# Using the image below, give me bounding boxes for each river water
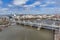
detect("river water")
[0,25,54,40]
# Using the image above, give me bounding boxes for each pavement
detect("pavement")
[0,25,53,40]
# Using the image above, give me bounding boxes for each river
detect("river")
[0,25,54,40]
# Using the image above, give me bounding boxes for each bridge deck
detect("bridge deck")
[16,20,60,30]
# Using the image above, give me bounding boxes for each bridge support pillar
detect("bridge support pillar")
[37,26,41,31]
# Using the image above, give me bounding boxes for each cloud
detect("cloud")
[0,8,9,11]
[46,1,56,4]
[40,1,56,7]
[40,8,60,14]
[0,8,9,15]
[31,1,41,6]
[0,0,59,14]
[23,1,56,13]
[21,7,60,14]
[8,4,13,7]
[55,0,60,7]
[26,5,35,7]
[40,4,47,7]
[0,0,2,5]
[0,8,9,12]
[24,1,41,7]
[23,1,56,8]
[0,7,60,15]
[13,0,28,5]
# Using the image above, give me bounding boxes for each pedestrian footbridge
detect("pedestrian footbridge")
[16,20,60,31]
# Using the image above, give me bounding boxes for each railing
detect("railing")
[16,20,60,30]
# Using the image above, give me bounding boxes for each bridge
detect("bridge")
[16,20,60,31]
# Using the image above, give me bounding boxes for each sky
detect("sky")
[0,0,60,15]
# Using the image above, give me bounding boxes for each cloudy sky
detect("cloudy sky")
[0,0,60,15]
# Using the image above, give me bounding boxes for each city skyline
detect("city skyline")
[0,0,60,15]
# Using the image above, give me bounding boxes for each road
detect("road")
[0,25,53,40]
